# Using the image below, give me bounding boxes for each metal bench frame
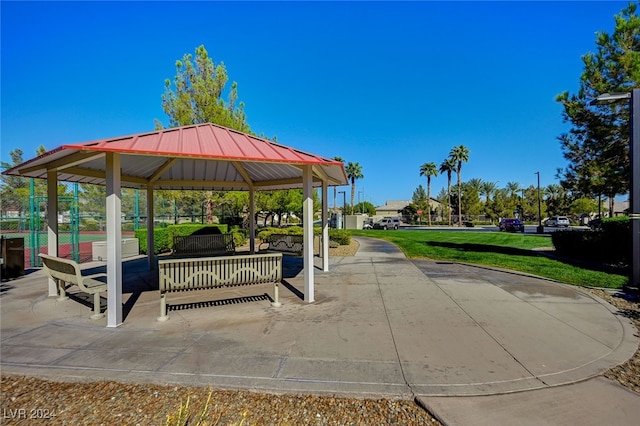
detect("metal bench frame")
[157,252,283,321]
[38,253,107,320]
[259,234,304,256]
[172,233,235,257]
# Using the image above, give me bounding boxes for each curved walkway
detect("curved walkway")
[1,237,638,424]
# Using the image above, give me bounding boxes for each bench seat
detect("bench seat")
[39,254,107,320]
[259,234,303,256]
[158,252,283,321]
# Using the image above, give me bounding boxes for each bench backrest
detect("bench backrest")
[172,234,235,257]
[267,234,303,255]
[39,254,82,285]
[158,252,283,293]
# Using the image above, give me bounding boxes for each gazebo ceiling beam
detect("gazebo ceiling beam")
[254,177,322,188]
[147,158,179,183]
[153,179,249,189]
[63,166,149,185]
[312,165,330,183]
[231,161,254,189]
[19,152,105,174]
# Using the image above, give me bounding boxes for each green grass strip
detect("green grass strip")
[351,230,627,289]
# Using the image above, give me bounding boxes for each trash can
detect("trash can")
[1,236,25,280]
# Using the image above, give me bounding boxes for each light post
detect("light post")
[358,191,363,214]
[338,191,346,229]
[535,172,543,234]
[591,90,640,293]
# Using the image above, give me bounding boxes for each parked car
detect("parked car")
[546,216,570,227]
[373,217,400,230]
[588,218,603,230]
[498,218,525,233]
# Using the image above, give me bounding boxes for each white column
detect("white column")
[146,184,155,270]
[46,171,58,297]
[321,181,329,271]
[249,188,255,254]
[106,153,123,327]
[302,165,314,302]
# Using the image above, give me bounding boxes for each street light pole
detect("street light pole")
[535,172,543,234]
[338,191,346,229]
[591,90,640,293]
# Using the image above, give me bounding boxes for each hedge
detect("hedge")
[256,226,351,245]
[134,224,230,254]
[551,216,630,267]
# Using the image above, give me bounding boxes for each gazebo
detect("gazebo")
[3,123,348,327]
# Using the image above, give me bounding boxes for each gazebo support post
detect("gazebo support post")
[46,170,59,297]
[146,184,155,270]
[249,188,255,254]
[106,152,123,327]
[302,165,314,302]
[321,181,329,271]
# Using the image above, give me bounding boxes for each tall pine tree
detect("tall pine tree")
[556,2,640,216]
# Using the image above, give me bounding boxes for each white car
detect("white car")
[373,217,400,230]
[546,216,570,227]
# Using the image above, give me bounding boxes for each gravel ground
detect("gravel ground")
[1,239,638,425]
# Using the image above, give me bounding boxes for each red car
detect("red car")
[498,218,525,232]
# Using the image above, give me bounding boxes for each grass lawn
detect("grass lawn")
[350,230,628,289]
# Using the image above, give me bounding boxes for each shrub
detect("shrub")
[80,218,101,231]
[256,226,350,245]
[551,216,630,266]
[231,229,247,247]
[134,227,172,254]
[328,229,350,245]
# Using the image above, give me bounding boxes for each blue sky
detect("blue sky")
[1,1,630,207]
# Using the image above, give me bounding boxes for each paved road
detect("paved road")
[400,224,586,233]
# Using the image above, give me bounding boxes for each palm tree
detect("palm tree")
[333,156,344,212]
[480,181,498,202]
[449,145,470,226]
[505,181,521,199]
[345,162,364,215]
[467,178,483,194]
[439,158,456,226]
[419,162,438,226]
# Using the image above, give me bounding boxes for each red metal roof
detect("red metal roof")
[3,123,348,191]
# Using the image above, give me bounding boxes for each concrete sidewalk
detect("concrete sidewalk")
[1,237,639,424]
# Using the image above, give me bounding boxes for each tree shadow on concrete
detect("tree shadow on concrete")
[427,241,627,275]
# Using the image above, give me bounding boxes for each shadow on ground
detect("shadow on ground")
[427,241,628,275]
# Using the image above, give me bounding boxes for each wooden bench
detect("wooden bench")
[172,233,235,257]
[38,253,107,320]
[259,234,304,256]
[157,252,283,321]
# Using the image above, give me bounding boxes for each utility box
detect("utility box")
[1,236,25,280]
[92,238,139,261]
[344,215,368,230]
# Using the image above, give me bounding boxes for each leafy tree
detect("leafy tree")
[419,162,438,225]
[345,162,363,215]
[353,201,376,216]
[412,184,428,209]
[556,2,640,216]
[461,181,482,217]
[449,145,470,225]
[569,197,599,218]
[439,158,456,226]
[159,45,249,132]
[1,146,50,216]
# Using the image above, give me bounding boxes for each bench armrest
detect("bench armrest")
[84,273,107,281]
